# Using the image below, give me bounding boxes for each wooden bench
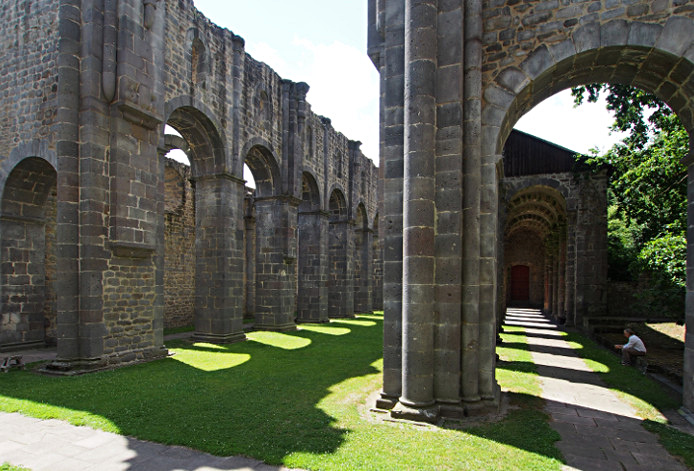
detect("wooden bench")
[0,355,24,373]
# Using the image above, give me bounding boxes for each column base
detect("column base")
[375,392,399,410]
[253,322,297,332]
[40,357,108,376]
[39,346,170,375]
[390,402,440,424]
[192,331,247,344]
[296,317,330,324]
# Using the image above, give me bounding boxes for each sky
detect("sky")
[188,1,624,163]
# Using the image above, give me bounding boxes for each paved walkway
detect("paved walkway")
[0,412,295,471]
[505,307,690,471]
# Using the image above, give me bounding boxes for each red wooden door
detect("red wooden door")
[510,265,530,301]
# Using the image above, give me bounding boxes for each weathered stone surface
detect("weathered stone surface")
[0,0,379,373]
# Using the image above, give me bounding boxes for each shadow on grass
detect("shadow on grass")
[0,317,383,466]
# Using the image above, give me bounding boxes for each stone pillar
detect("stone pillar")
[553,253,560,319]
[193,175,247,343]
[372,227,384,311]
[354,227,373,314]
[376,0,405,409]
[574,172,608,326]
[397,0,437,414]
[683,160,694,411]
[558,238,566,321]
[244,195,256,320]
[254,196,299,331]
[297,210,329,323]
[328,219,355,318]
[564,210,577,326]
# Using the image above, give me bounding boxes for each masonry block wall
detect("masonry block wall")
[0,0,379,374]
[163,159,195,328]
[370,0,694,419]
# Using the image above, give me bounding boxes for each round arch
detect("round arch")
[328,187,348,221]
[164,100,227,178]
[243,142,281,199]
[300,171,321,212]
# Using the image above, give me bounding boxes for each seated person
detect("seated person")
[615,328,646,366]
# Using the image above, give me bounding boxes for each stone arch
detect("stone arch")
[0,141,57,199]
[243,140,281,198]
[165,100,227,178]
[300,171,321,212]
[503,185,567,316]
[483,19,694,158]
[0,156,57,349]
[328,187,348,221]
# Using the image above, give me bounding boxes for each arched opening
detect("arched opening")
[161,128,196,331]
[328,188,353,318]
[165,105,245,343]
[0,157,57,349]
[244,144,296,331]
[297,172,327,323]
[488,40,694,409]
[502,184,567,317]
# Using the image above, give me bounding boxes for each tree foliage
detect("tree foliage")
[572,84,688,317]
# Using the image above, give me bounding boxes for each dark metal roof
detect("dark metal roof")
[503,129,590,177]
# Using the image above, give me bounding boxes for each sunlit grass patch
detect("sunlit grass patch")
[248,331,312,350]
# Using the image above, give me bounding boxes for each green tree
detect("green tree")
[572,84,688,317]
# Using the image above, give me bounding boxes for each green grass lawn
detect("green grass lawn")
[1,463,30,471]
[0,314,565,471]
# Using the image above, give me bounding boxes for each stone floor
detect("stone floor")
[505,307,691,471]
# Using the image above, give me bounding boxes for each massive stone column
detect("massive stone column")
[193,175,247,343]
[328,219,355,318]
[244,196,256,320]
[374,0,405,409]
[396,0,437,416]
[297,210,329,323]
[253,196,299,331]
[353,226,374,314]
[684,155,694,411]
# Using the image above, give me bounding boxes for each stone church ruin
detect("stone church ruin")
[2,0,694,427]
[0,0,380,371]
[368,0,694,419]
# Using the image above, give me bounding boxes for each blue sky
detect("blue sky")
[192,1,623,161]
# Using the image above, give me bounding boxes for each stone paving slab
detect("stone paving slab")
[505,308,690,471]
[0,412,297,471]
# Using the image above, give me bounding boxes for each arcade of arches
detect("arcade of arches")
[0,1,380,372]
[1,0,694,424]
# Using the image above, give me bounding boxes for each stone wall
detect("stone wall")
[163,159,195,328]
[0,0,59,158]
